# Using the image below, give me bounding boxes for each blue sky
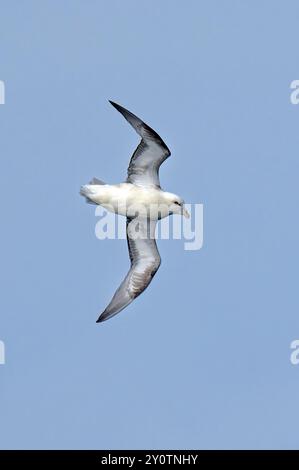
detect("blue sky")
[1,0,299,449]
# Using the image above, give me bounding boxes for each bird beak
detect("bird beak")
[183,207,190,218]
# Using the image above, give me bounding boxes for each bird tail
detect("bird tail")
[80,177,106,205]
[88,177,106,185]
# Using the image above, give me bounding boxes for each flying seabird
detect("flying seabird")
[80,101,189,322]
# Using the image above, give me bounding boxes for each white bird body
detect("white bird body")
[80,101,189,322]
[81,182,180,219]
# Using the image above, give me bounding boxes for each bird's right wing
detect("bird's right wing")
[109,101,171,188]
[97,218,161,323]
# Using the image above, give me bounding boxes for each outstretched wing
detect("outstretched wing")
[109,101,171,188]
[97,218,161,323]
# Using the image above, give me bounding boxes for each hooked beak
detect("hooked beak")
[183,207,190,219]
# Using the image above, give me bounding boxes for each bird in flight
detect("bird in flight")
[80,101,189,322]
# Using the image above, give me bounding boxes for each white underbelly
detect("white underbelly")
[92,184,169,219]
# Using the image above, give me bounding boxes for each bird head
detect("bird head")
[164,192,190,218]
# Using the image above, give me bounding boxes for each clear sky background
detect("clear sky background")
[0,0,299,450]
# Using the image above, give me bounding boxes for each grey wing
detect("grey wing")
[109,101,171,188]
[97,218,161,323]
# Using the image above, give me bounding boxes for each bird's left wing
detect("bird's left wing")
[109,100,171,188]
[97,218,161,323]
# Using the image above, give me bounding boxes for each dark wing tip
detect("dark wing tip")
[109,100,138,121]
[96,307,117,323]
[110,101,170,154]
[96,311,108,323]
[109,100,124,112]
[96,316,105,323]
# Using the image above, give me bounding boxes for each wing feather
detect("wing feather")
[97,218,161,322]
[109,101,170,188]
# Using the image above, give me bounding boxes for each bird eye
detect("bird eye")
[174,201,180,205]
